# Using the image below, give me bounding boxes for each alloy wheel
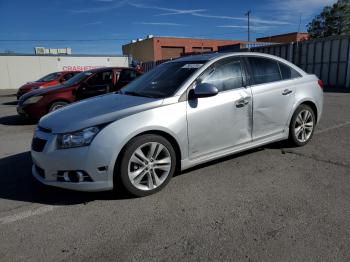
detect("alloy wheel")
[127,142,172,191]
[294,109,314,143]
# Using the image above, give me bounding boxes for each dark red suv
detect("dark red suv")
[16,71,81,100]
[17,67,142,119]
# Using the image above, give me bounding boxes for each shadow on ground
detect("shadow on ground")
[0,115,37,126]
[2,101,18,106]
[0,142,287,205]
[0,152,131,206]
[323,88,350,93]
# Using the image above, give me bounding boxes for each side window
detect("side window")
[119,69,137,82]
[62,73,74,81]
[278,62,301,80]
[87,71,112,85]
[248,57,281,85]
[200,58,243,92]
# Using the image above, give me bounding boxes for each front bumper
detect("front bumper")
[17,103,47,119]
[31,128,114,192]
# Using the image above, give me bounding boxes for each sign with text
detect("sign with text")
[58,57,112,71]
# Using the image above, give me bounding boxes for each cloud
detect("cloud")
[81,21,103,27]
[134,22,187,26]
[69,0,128,13]
[193,13,291,25]
[130,3,290,26]
[264,0,337,21]
[130,3,206,16]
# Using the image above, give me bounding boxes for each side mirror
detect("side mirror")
[191,83,218,99]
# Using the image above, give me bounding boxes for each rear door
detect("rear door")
[246,56,299,140]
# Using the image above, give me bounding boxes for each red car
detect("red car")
[17,67,142,119]
[16,71,81,100]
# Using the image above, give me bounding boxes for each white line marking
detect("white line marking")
[316,121,350,135]
[0,205,57,225]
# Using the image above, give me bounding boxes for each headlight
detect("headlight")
[23,96,43,105]
[57,126,100,149]
[33,86,44,90]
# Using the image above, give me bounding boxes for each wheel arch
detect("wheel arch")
[113,129,182,183]
[47,99,71,113]
[288,98,319,127]
[299,101,318,123]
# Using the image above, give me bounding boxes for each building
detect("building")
[256,32,309,43]
[122,36,247,62]
[0,54,130,89]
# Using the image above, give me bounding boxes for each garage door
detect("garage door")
[192,47,213,53]
[161,47,185,60]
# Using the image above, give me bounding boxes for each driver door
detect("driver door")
[186,57,253,160]
[76,70,113,100]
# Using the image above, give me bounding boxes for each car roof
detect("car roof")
[170,52,292,63]
[172,52,224,62]
[89,67,134,73]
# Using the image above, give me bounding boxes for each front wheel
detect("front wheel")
[117,134,176,197]
[288,104,316,147]
[49,101,69,112]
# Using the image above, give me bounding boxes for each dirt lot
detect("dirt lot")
[0,90,350,262]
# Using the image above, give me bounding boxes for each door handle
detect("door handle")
[282,89,292,95]
[236,99,249,108]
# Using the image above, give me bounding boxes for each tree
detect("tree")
[307,0,350,39]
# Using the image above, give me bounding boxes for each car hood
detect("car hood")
[39,93,164,133]
[19,82,45,90]
[18,84,71,106]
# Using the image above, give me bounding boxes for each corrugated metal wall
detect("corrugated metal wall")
[251,35,350,89]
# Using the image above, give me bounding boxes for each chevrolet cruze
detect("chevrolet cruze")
[31,52,323,197]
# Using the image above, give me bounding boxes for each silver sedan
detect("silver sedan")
[31,52,323,196]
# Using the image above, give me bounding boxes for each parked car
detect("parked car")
[31,53,323,197]
[16,71,81,99]
[17,67,142,119]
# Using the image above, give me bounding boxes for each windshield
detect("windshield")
[36,72,61,82]
[121,61,205,98]
[63,71,93,86]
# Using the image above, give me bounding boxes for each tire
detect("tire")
[288,104,316,147]
[116,134,177,197]
[49,101,69,112]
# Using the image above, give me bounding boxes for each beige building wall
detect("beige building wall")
[0,55,130,89]
[122,38,155,63]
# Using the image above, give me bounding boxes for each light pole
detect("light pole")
[245,10,251,42]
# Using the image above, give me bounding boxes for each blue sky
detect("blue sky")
[0,0,336,54]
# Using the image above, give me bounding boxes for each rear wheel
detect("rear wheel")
[288,104,315,147]
[49,101,68,112]
[117,134,176,197]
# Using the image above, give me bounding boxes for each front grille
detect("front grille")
[34,164,45,179]
[37,125,52,133]
[32,137,47,152]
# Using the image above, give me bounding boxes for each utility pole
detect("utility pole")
[245,10,251,42]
